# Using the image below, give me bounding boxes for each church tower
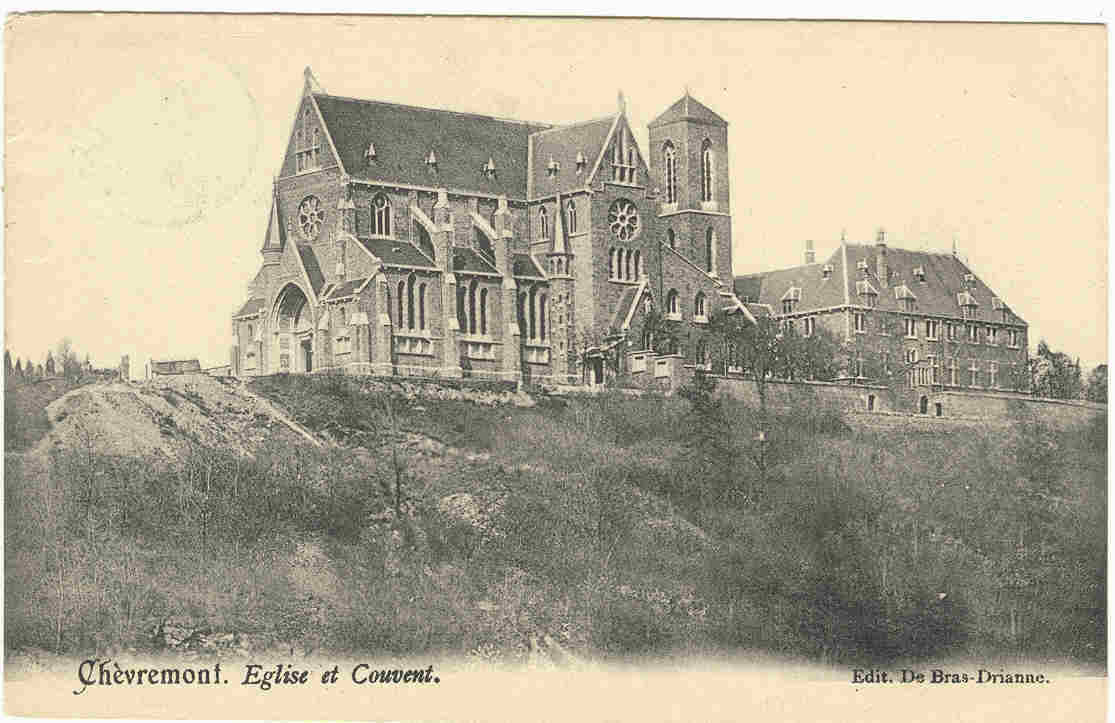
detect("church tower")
[648,91,732,279]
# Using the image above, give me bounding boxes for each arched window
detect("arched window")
[566,200,577,235]
[418,283,427,330]
[311,128,320,165]
[517,292,528,338]
[609,248,618,279]
[247,323,253,339]
[372,193,391,236]
[626,148,636,184]
[696,340,708,367]
[633,250,641,279]
[479,288,488,335]
[625,250,633,280]
[468,279,478,335]
[528,287,537,340]
[667,289,679,316]
[539,294,547,341]
[667,228,675,249]
[539,207,548,239]
[663,141,677,204]
[406,274,416,329]
[695,292,706,318]
[700,139,714,203]
[456,285,467,332]
[397,280,406,327]
[705,227,716,273]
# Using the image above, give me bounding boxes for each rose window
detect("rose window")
[298,196,325,240]
[608,199,640,241]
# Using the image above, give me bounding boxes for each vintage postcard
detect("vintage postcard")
[3,14,1107,722]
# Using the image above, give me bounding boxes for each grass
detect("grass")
[4,372,1106,667]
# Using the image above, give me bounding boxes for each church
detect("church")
[231,68,741,386]
[231,69,1029,405]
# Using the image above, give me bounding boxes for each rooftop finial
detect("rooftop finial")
[617,90,626,115]
[303,66,324,94]
[684,84,691,97]
[841,228,847,242]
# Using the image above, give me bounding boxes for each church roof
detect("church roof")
[233,298,265,318]
[608,284,643,332]
[649,93,727,128]
[528,116,616,198]
[325,278,367,301]
[313,93,548,199]
[512,253,546,279]
[359,238,438,269]
[451,247,500,275]
[296,245,326,295]
[734,242,1026,325]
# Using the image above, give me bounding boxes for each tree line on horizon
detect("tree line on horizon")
[4,338,95,384]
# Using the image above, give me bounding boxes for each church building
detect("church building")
[231,68,742,385]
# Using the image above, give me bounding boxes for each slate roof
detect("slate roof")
[314,94,548,199]
[608,284,642,332]
[233,298,265,318]
[512,253,546,279]
[451,246,500,275]
[649,93,728,128]
[734,242,1026,325]
[528,116,616,197]
[359,238,437,268]
[325,278,368,301]
[296,245,326,295]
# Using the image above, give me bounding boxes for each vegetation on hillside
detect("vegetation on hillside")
[4,372,1106,667]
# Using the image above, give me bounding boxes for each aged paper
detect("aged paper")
[4,14,1107,722]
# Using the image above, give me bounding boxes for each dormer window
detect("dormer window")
[426,150,438,174]
[483,157,497,180]
[575,152,587,174]
[964,273,975,284]
[856,259,869,274]
[894,283,917,312]
[364,142,377,165]
[856,280,879,307]
[957,290,979,319]
[781,286,801,314]
[821,263,833,279]
[913,266,926,282]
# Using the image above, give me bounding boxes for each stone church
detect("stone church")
[231,68,742,385]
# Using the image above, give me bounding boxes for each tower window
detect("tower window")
[700,139,714,203]
[566,199,577,234]
[663,141,677,204]
[705,227,716,274]
[539,207,548,239]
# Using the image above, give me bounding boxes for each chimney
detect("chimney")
[875,228,889,286]
[804,239,815,264]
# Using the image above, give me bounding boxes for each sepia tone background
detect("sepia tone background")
[4,15,1107,375]
[3,14,1108,722]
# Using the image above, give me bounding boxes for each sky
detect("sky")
[4,16,1107,373]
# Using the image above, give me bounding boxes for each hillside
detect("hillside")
[4,372,1106,669]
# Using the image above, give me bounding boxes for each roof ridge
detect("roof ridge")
[313,92,552,130]
[530,114,617,138]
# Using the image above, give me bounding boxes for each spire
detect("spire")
[264,189,284,250]
[303,66,325,95]
[551,190,567,255]
[617,90,626,115]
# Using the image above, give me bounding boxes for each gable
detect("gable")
[593,114,651,189]
[279,95,341,178]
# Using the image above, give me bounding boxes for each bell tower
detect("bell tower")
[648,91,732,279]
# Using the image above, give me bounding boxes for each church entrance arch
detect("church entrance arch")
[273,283,313,373]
